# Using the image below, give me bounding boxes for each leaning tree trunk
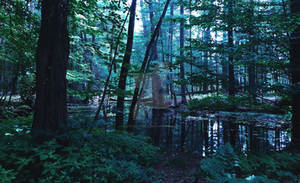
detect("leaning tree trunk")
[291,0,300,149]
[32,0,69,138]
[94,10,129,121]
[115,0,137,130]
[127,0,171,131]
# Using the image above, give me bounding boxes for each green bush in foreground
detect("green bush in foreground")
[199,144,300,183]
[0,119,159,183]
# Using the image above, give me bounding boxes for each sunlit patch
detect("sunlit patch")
[16,128,23,132]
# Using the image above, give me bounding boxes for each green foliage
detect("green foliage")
[18,74,35,107]
[239,152,300,182]
[187,95,288,114]
[0,117,159,183]
[0,165,17,183]
[199,144,300,183]
[199,144,241,182]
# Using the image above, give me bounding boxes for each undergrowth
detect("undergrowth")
[0,115,160,183]
[198,144,300,183]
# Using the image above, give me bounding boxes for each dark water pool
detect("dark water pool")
[135,109,291,156]
[68,104,291,155]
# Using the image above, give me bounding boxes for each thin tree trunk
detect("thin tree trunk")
[228,0,235,96]
[115,0,137,130]
[127,0,171,131]
[203,28,211,93]
[248,0,256,100]
[179,2,187,104]
[94,10,129,120]
[169,1,177,105]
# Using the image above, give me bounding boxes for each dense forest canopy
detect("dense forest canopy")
[0,0,300,182]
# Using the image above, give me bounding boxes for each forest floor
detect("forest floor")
[153,153,203,183]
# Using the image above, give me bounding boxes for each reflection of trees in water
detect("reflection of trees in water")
[147,112,290,155]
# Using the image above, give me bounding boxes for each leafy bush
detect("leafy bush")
[199,144,300,183]
[18,74,35,107]
[0,118,159,183]
[199,143,242,182]
[239,152,300,182]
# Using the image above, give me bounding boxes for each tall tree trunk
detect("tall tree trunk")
[248,0,256,100]
[32,0,69,138]
[115,0,137,130]
[127,0,171,131]
[179,2,187,104]
[228,0,235,96]
[221,32,229,92]
[94,10,129,120]
[291,0,300,149]
[169,1,177,105]
[140,0,149,39]
[203,28,211,93]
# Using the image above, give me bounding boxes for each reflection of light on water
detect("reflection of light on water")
[16,128,23,132]
[138,110,291,155]
[213,122,218,131]
[280,131,291,150]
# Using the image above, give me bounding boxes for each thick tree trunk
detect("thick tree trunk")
[115,0,137,130]
[291,0,300,149]
[32,0,69,137]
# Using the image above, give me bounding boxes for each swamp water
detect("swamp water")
[68,104,291,155]
[135,108,291,155]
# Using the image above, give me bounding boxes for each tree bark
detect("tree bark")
[32,0,69,138]
[94,10,129,121]
[291,0,300,149]
[169,1,177,105]
[115,0,137,130]
[228,0,235,96]
[179,2,187,104]
[248,0,256,99]
[127,0,171,131]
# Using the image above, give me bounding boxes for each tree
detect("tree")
[247,0,256,99]
[291,0,300,149]
[127,0,171,131]
[115,0,137,130]
[32,0,69,137]
[179,1,187,104]
[227,0,235,96]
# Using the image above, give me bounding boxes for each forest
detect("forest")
[0,0,300,182]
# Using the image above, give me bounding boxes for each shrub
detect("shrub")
[199,144,300,183]
[0,119,159,183]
